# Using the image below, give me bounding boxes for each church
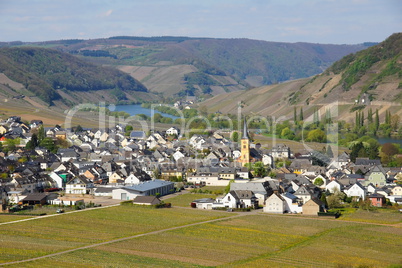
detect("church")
[239,119,250,166]
[238,118,263,166]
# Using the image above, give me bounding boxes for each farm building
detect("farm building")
[112,180,174,200]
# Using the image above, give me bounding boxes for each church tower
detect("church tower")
[240,118,250,166]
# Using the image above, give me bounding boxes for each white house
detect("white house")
[173,151,185,161]
[282,192,303,214]
[49,172,64,189]
[65,175,94,194]
[191,198,216,209]
[124,174,141,185]
[262,154,274,167]
[294,185,313,205]
[221,190,257,209]
[271,144,290,159]
[325,180,343,194]
[263,193,286,214]
[344,182,366,200]
[166,127,179,136]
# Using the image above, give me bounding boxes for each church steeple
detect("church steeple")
[239,117,250,165]
[242,118,248,139]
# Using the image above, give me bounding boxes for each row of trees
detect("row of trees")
[353,108,400,137]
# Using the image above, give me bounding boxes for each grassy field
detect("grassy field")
[0,215,33,223]
[3,210,401,267]
[336,207,402,225]
[168,193,222,207]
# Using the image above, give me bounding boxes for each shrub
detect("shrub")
[120,200,133,206]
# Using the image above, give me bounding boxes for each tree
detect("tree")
[313,108,319,125]
[365,138,380,159]
[359,198,374,211]
[225,179,234,194]
[253,162,267,178]
[280,127,295,140]
[55,137,69,149]
[299,108,304,121]
[381,143,399,156]
[38,125,45,142]
[350,141,365,162]
[293,107,297,123]
[391,114,400,131]
[385,110,391,125]
[152,167,161,180]
[4,138,20,153]
[231,131,239,142]
[320,193,328,209]
[375,109,380,130]
[39,137,56,152]
[75,125,83,133]
[306,129,326,143]
[25,133,39,150]
[314,177,324,186]
[367,108,373,123]
[326,188,345,209]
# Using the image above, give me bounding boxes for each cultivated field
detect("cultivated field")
[0,215,33,223]
[1,202,401,267]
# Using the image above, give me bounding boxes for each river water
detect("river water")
[377,137,402,146]
[113,104,179,119]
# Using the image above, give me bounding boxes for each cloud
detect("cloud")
[99,9,113,18]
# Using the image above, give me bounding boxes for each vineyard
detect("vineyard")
[0,204,401,267]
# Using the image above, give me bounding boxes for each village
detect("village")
[0,115,401,216]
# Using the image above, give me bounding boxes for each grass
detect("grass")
[168,193,222,207]
[11,206,77,216]
[338,207,402,224]
[0,215,33,223]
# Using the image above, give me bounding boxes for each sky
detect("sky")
[0,0,401,44]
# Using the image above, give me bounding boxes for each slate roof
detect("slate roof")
[122,180,174,193]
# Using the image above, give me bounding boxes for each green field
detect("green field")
[168,193,222,207]
[0,215,33,223]
[1,203,401,267]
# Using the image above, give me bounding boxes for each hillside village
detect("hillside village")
[0,115,401,215]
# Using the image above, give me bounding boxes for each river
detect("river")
[113,104,179,120]
[377,137,402,146]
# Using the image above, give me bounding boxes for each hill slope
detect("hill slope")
[200,33,402,122]
[5,37,369,98]
[0,47,151,105]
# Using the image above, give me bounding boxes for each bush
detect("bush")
[120,200,133,206]
[153,202,171,209]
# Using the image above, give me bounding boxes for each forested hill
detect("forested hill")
[199,33,402,122]
[147,38,371,85]
[3,36,371,98]
[325,32,402,92]
[0,47,147,104]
